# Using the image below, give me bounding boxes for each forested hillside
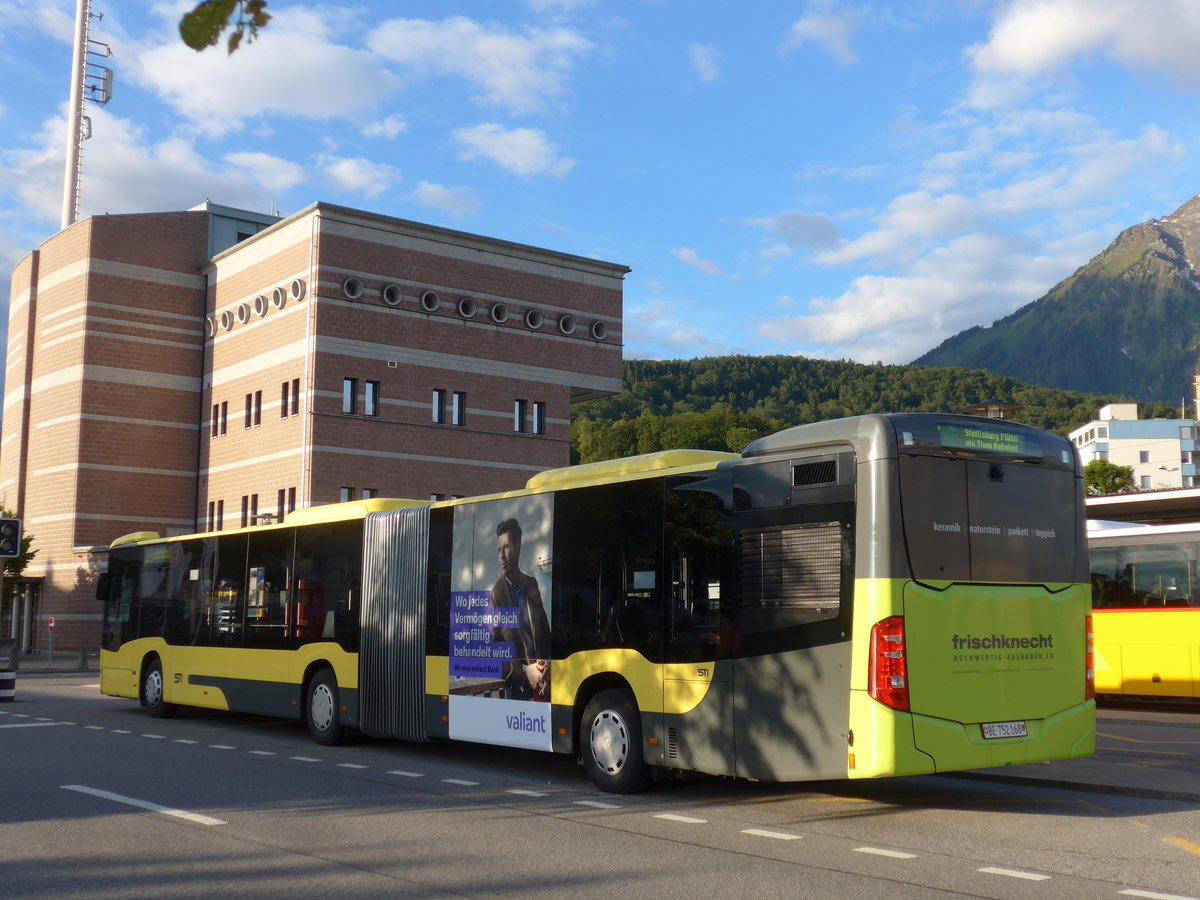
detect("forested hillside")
[570,355,1173,463]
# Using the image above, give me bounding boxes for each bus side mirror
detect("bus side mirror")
[96,572,110,603]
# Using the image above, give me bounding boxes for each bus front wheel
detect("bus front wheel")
[142,659,176,719]
[306,669,345,745]
[580,689,653,793]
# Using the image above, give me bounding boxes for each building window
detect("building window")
[250,493,258,523]
[430,493,446,501]
[1186,476,1195,488]
[365,381,380,417]
[1139,451,1151,464]
[1182,426,1195,441]
[211,404,220,437]
[288,487,296,513]
[433,389,447,424]
[241,495,249,528]
[1139,475,1151,489]
[220,401,228,435]
[207,501,216,531]
[452,391,467,427]
[216,499,224,530]
[280,382,290,419]
[277,488,286,519]
[533,401,546,435]
[245,394,253,429]
[1183,451,1193,465]
[340,487,355,503]
[362,488,377,499]
[342,378,358,415]
[514,399,527,433]
[254,390,262,426]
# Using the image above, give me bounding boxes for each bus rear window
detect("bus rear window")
[899,455,1079,584]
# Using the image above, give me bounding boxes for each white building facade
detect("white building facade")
[1070,403,1197,489]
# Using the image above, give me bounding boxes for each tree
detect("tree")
[1083,459,1136,496]
[180,0,271,54]
[0,508,37,613]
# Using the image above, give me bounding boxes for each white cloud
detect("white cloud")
[689,43,721,82]
[454,123,575,178]
[622,299,740,359]
[782,6,861,65]
[410,181,480,219]
[0,108,292,226]
[0,0,75,42]
[745,211,840,256]
[131,8,401,136]
[366,16,592,114]
[318,155,400,199]
[672,247,722,276]
[362,115,409,139]
[966,0,1200,109]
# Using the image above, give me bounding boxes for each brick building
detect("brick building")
[1,202,626,651]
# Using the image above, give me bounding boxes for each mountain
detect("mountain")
[570,355,1171,463]
[913,195,1200,404]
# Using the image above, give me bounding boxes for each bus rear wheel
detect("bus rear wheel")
[580,689,653,793]
[142,659,176,719]
[306,669,345,745]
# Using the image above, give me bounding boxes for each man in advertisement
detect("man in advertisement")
[492,518,551,700]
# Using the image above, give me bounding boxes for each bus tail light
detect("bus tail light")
[1084,614,1094,701]
[869,616,909,711]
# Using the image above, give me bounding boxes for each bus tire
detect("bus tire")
[580,688,653,793]
[306,668,345,745]
[142,659,176,719]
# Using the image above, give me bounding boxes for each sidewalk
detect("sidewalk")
[2,647,97,673]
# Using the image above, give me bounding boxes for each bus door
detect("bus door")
[662,474,735,777]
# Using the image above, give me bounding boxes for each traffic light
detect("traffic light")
[0,518,21,558]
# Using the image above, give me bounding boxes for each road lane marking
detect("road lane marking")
[388,770,424,778]
[290,756,320,763]
[142,734,166,739]
[1165,837,1200,857]
[338,763,368,769]
[249,750,275,756]
[442,778,479,785]
[1120,891,1200,900]
[855,847,917,859]
[742,828,801,841]
[655,813,708,824]
[175,739,198,744]
[506,789,548,797]
[575,800,620,809]
[62,784,227,826]
[0,721,66,729]
[978,866,1049,881]
[210,745,235,750]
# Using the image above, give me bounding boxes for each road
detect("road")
[2,673,1199,899]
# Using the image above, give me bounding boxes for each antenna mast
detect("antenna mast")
[61,0,113,230]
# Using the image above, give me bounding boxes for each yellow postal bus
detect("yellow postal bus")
[98,413,1095,792]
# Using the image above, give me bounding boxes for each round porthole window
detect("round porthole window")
[420,290,441,313]
[271,286,287,309]
[342,277,364,300]
[290,279,307,301]
[558,314,577,335]
[236,303,251,324]
[590,320,609,341]
[220,310,235,331]
[205,316,218,338]
[524,308,544,330]
[382,283,403,306]
[254,295,269,317]
[490,302,509,324]
[458,296,477,318]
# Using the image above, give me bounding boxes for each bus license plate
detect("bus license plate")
[981,720,1028,740]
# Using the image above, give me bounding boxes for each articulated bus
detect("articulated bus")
[98,413,1095,792]
[1087,522,1200,699]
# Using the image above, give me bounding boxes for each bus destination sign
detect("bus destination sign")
[937,424,1038,458]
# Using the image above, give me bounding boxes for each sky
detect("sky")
[2,0,1200,367]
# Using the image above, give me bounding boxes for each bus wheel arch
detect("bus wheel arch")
[140,655,176,719]
[303,664,345,745]
[578,682,653,793]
